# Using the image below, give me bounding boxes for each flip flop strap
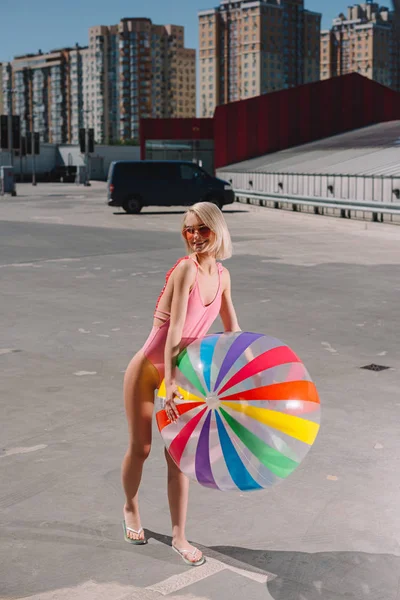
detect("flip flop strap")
[175,546,199,557]
[126,526,143,535]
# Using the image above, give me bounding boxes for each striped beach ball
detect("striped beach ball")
[156,332,321,492]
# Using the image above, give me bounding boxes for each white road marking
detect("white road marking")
[97,334,110,338]
[374,443,384,450]
[78,329,91,334]
[76,273,96,279]
[146,557,226,596]
[377,351,387,356]
[321,341,337,354]
[204,547,270,583]
[74,371,97,376]
[111,328,121,331]
[31,216,63,223]
[0,348,13,355]
[46,258,81,263]
[1,444,47,458]
[16,581,156,600]
[147,551,270,596]
[0,262,35,268]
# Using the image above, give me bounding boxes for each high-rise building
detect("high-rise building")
[1,45,88,145]
[321,3,400,90]
[1,62,12,115]
[198,0,321,117]
[0,63,4,114]
[1,18,196,145]
[84,20,196,143]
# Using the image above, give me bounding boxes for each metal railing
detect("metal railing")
[222,171,400,205]
[234,189,400,217]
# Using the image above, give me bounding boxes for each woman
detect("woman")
[121,202,240,566]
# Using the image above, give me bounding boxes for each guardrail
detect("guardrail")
[234,189,400,218]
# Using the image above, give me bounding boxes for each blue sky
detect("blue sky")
[0,0,349,63]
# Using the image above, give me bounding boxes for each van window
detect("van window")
[151,163,179,179]
[114,162,179,180]
[180,164,203,180]
[114,163,145,180]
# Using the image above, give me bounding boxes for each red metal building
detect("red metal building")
[140,74,400,172]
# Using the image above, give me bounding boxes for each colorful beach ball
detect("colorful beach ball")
[156,332,321,492]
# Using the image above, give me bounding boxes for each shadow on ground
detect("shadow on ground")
[2,523,399,599]
[148,531,400,599]
[210,544,400,600]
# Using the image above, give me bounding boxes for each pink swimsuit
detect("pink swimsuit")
[142,256,223,385]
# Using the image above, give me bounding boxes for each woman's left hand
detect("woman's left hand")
[165,382,183,423]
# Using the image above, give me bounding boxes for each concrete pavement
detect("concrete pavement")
[1,183,400,600]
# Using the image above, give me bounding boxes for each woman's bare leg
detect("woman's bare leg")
[122,351,158,541]
[165,449,203,563]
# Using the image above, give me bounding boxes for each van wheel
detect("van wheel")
[208,197,223,210]
[123,196,142,214]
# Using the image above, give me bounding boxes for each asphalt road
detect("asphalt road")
[1,182,400,600]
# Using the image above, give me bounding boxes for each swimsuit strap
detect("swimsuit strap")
[155,308,171,316]
[153,308,171,322]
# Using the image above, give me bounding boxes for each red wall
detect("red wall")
[140,118,214,159]
[140,74,400,170]
[213,73,400,169]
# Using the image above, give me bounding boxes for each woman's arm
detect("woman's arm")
[164,260,197,421]
[219,268,241,333]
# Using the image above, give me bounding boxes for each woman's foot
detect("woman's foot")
[123,505,146,544]
[172,538,205,566]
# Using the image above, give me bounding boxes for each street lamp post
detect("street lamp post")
[31,122,36,186]
[8,88,16,167]
[30,100,42,186]
[83,105,93,186]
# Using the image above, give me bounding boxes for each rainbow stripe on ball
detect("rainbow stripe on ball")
[156,332,320,492]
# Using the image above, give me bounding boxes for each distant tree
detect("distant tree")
[108,139,140,147]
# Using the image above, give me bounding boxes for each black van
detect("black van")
[107,160,235,214]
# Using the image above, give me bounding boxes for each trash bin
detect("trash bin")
[0,166,16,196]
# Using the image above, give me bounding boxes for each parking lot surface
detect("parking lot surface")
[1,182,400,600]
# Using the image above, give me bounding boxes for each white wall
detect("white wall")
[1,144,141,180]
[57,144,141,180]
[0,144,58,177]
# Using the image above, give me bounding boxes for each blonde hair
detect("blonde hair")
[182,202,233,260]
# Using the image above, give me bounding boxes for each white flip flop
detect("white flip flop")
[172,544,206,566]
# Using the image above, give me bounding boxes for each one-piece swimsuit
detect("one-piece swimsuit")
[142,256,223,385]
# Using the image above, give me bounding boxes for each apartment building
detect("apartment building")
[0,64,4,113]
[1,18,196,145]
[1,62,12,115]
[321,3,400,90]
[85,19,196,143]
[198,0,321,117]
[1,45,88,145]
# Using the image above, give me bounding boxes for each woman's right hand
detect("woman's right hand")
[165,382,183,423]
